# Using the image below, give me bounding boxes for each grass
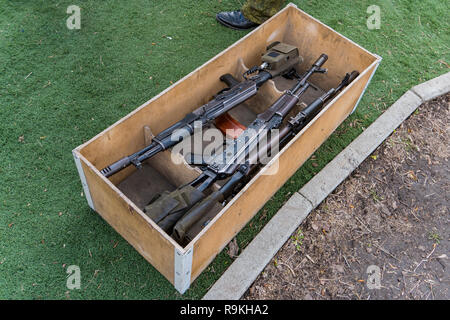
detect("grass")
[291,229,305,251]
[0,0,448,299]
[428,231,442,244]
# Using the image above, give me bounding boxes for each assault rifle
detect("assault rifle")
[174,70,360,245]
[143,54,329,237]
[100,42,302,177]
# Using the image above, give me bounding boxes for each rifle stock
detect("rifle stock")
[172,170,246,243]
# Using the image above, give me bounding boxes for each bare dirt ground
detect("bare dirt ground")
[243,93,449,300]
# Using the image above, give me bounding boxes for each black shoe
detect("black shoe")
[216,10,258,30]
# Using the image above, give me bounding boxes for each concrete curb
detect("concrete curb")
[202,72,450,300]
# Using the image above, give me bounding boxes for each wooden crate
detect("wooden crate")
[72,3,381,293]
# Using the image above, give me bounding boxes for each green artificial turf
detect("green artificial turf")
[0,0,448,299]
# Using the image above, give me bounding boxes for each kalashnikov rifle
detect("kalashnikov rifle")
[100,42,302,177]
[143,54,329,237]
[174,70,360,245]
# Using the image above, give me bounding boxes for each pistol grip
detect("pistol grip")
[220,73,241,88]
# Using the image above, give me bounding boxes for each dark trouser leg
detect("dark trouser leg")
[241,0,285,24]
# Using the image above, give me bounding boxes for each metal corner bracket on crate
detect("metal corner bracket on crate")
[174,246,194,294]
[72,150,95,211]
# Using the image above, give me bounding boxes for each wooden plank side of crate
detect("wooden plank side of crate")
[75,151,178,284]
[189,60,379,283]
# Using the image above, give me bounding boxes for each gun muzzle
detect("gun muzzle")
[348,70,360,83]
[100,156,131,177]
[313,54,328,68]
